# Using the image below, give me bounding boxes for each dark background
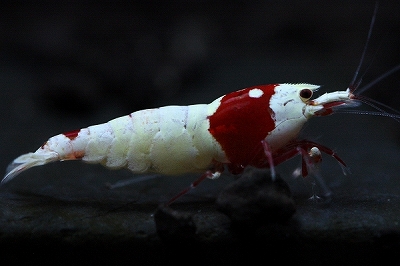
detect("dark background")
[0,1,400,264]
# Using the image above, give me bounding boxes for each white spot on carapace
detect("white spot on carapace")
[248,88,263,98]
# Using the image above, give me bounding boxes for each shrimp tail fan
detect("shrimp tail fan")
[2,152,59,184]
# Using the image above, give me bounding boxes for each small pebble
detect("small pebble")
[216,166,296,228]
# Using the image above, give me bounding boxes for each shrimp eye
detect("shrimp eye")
[299,88,313,102]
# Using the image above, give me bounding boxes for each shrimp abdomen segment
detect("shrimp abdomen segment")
[69,105,221,175]
[3,104,222,183]
[146,105,216,175]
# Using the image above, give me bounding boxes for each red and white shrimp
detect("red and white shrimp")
[2,83,354,183]
[2,3,399,203]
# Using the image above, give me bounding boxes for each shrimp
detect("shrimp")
[2,2,398,204]
[1,84,355,184]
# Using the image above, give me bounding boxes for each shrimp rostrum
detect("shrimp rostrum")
[3,83,357,187]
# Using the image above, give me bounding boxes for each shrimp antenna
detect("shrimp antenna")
[349,1,379,91]
[356,63,400,95]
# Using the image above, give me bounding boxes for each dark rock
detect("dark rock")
[216,167,296,228]
[154,204,197,242]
